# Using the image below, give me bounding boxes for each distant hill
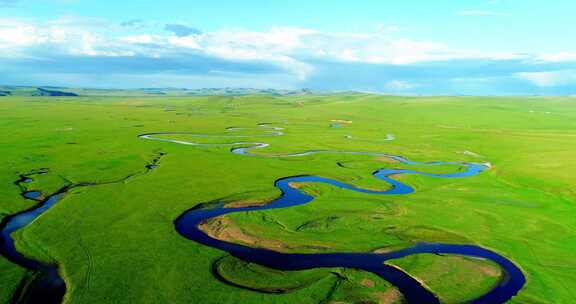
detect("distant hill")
[32,88,79,96]
[0,86,81,97]
[184,88,312,96]
[0,86,364,97]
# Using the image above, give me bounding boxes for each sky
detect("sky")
[1,0,576,95]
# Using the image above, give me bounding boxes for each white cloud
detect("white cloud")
[458,10,511,16]
[0,17,524,65]
[118,34,156,44]
[0,17,524,67]
[0,17,137,57]
[537,52,576,62]
[3,16,576,88]
[0,24,42,47]
[515,70,576,87]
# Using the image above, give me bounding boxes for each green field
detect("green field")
[1,94,575,303]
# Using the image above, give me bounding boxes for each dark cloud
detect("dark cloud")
[0,52,283,76]
[299,58,576,95]
[0,51,293,88]
[164,24,202,37]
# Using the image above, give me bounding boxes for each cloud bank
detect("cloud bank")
[1,16,576,94]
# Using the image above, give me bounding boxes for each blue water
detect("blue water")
[0,181,66,304]
[140,127,526,304]
[0,155,165,303]
[175,165,525,304]
[22,191,42,200]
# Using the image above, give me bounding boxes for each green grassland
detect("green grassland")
[1,94,576,303]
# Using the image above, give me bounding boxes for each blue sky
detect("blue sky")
[1,0,576,94]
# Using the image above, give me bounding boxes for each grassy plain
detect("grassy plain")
[1,94,575,303]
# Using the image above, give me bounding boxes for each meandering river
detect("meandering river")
[140,125,526,304]
[0,124,525,303]
[0,155,163,304]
